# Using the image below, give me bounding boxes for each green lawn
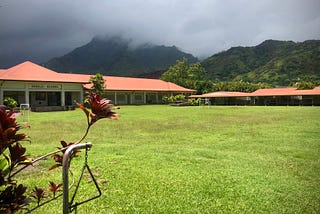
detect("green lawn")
[16,105,320,213]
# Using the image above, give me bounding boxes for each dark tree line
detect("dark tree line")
[161,58,270,94]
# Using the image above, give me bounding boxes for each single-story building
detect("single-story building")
[83,76,195,105]
[0,61,195,111]
[190,87,320,106]
[251,87,320,106]
[190,91,251,105]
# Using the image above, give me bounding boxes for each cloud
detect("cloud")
[0,0,319,67]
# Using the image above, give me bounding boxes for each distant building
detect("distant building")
[0,61,195,111]
[190,87,320,106]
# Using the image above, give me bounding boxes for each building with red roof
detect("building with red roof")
[190,87,320,106]
[0,61,195,110]
[250,87,320,105]
[189,91,252,105]
[2,61,319,109]
[83,76,195,105]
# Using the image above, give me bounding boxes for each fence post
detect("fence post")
[62,142,92,214]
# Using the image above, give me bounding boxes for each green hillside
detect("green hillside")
[201,40,320,86]
[44,36,198,77]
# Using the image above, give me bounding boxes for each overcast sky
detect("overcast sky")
[0,0,320,68]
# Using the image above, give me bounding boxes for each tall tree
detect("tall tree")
[161,58,210,94]
[89,73,106,96]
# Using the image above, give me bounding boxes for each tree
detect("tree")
[292,81,316,90]
[161,58,210,94]
[90,73,106,96]
[161,58,189,87]
[212,81,269,93]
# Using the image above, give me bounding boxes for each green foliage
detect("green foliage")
[212,81,269,92]
[3,97,17,110]
[90,73,106,96]
[202,40,320,86]
[162,94,186,103]
[188,98,201,106]
[292,81,316,89]
[161,58,209,94]
[194,80,214,94]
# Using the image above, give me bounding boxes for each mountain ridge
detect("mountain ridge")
[43,37,320,86]
[44,35,198,77]
[201,39,320,85]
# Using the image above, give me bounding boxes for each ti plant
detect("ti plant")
[0,92,119,213]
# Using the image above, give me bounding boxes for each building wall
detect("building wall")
[201,95,320,106]
[104,91,189,105]
[253,95,320,106]
[0,81,83,108]
[0,80,193,110]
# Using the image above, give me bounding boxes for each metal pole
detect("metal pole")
[62,142,92,214]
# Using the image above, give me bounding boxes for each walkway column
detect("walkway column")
[0,89,3,105]
[114,91,117,105]
[131,92,134,104]
[25,90,30,105]
[61,91,65,106]
[80,90,83,104]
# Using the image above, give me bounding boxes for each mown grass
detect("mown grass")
[16,105,320,213]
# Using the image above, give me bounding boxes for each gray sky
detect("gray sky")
[0,0,320,68]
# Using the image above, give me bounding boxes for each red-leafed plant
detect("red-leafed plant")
[0,92,118,213]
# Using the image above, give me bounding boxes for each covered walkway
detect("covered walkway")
[190,87,320,106]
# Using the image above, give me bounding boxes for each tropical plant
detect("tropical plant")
[3,97,18,110]
[188,98,201,106]
[162,94,187,104]
[0,92,118,213]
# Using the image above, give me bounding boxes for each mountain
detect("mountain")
[201,40,320,86]
[44,36,198,77]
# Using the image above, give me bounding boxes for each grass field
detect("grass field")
[16,105,320,213]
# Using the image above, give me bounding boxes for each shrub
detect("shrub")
[188,98,201,106]
[3,97,18,110]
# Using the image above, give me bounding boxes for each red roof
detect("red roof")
[84,76,195,92]
[251,87,320,96]
[0,61,89,83]
[250,88,298,96]
[291,87,320,96]
[190,91,250,98]
[0,61,195,93]
[190,87,320,98]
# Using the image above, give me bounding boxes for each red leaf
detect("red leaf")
[48,164,62,171]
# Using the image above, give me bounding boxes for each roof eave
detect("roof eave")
[0,78,89,84]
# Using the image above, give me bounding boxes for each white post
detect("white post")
[80,90,84,103]
[61,91,65,106]
[156,93,158,104]
[62,142,92,214]
[131,92,134,104]
[25,90,30,105]
[0,89,3,105]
